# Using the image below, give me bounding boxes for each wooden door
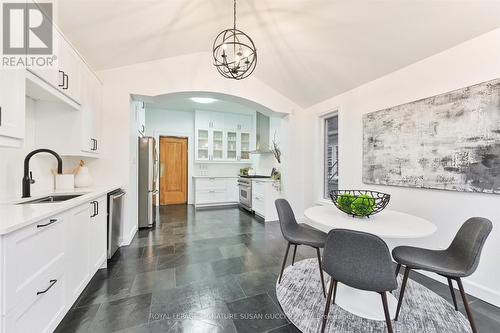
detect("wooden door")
[160,137,188,205]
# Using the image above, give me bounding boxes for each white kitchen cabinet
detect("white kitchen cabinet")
[0,69,25,147]
[57,31,82,104]
[88,196,107,275]
[252,180,282,222]
[34,68,102,157]
[81,66,102,154]
[0,192,113,333]
[195,110,254,163]
[136,101,146,135]
[194,177,239,208]
[67,204,90,302]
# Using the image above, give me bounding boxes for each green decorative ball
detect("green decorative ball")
[350,194,376,216]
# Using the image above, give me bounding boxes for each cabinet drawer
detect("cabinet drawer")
[4,255,66,333]
[252,194,266,215]
[196,189,227,204]
[252,181,266,196]
[3,214,65,314]
[196,178,227,190]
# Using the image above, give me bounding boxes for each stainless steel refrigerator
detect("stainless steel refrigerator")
[138,137,158,228]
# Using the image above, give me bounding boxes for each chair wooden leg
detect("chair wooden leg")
[332,280,338,304]
[278,242,291,284]
[381,292,394,333]
[320,276,335,333]
[395,266,411,321]
[316,247,326,297]
[447,277,459,311]
[456,278,478,333]
[395,263,401,278]
[292,244,298,266]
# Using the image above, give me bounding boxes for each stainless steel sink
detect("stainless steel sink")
[19,194,83,204]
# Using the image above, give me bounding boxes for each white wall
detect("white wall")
[95,52,304,245]
[302,28,500,306]
[0,98,91,200]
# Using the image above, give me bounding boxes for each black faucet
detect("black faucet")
[22,149,63,198]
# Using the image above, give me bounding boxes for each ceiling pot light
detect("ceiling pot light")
[212,0,257,80]
[190,97,217,104]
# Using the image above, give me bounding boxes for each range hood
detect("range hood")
[251,112,273,154]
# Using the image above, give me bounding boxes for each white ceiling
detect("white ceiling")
[57,0,500,107]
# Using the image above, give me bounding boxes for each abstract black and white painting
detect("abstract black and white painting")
[363,78,500,194]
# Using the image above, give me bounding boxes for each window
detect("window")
[323,114,339,198]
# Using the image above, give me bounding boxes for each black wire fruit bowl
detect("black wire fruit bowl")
[330,190,391,218]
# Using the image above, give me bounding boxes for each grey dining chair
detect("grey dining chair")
[321,229,397,333]
[275,199,328,296]
[392,217,492,333]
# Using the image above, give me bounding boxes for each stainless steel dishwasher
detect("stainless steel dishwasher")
[108,189,125,259]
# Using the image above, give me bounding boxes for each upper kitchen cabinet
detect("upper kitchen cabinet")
[80,66,102,154]
[194,110,254,163]
[35,69,102,157]
[25,3,81,105]
[57,31,82,104]
[0,70,26,147]
[136,101,146,135]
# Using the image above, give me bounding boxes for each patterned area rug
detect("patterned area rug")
[276,259,471,333]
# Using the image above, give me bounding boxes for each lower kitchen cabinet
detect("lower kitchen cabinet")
[0,195,108,333]
[194,177,239,208]
[67,203,91,301]
[88,196,107,275]
[252,180,282,222]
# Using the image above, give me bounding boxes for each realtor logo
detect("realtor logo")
[2,2,53,54]
[1,2,56,68]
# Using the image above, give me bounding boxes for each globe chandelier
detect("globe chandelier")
[212,0,257,80]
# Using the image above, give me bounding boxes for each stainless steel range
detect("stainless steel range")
[238,175,272,211]
[238,177,252,211]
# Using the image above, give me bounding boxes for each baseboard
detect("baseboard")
[420,271,500,307]
[119,226,138,246]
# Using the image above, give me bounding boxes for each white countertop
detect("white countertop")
[250,178,275,182]
[192,175,239,178]
[0,185,121,235]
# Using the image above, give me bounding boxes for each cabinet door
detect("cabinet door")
[239,132,251,161]
[239,115,253,132]
[0,69,25,144]
[224,113,239,131]
[226,178,239,202]
[81,67,99,153]
[89,196,107,275]
[226,131,238,161]
[137,102,146,135]
[196,129,209,160]
[67,204,90,302]
[58,32,82,104]
[90,74,102,154]
[212,130,224,160]
[195,111,211,129]
[210,112,225,129]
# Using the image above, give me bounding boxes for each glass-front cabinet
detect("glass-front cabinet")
[240,132,251,161]
[226,131,237,160]
[212,130,224,160]
[195,110,254,162]
[196,129,209,160]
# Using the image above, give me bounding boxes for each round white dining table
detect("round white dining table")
[304,205,437,321]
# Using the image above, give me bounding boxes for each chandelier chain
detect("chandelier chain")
[233,0,236,31]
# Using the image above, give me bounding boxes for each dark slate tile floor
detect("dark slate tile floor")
[56,205,500,333]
